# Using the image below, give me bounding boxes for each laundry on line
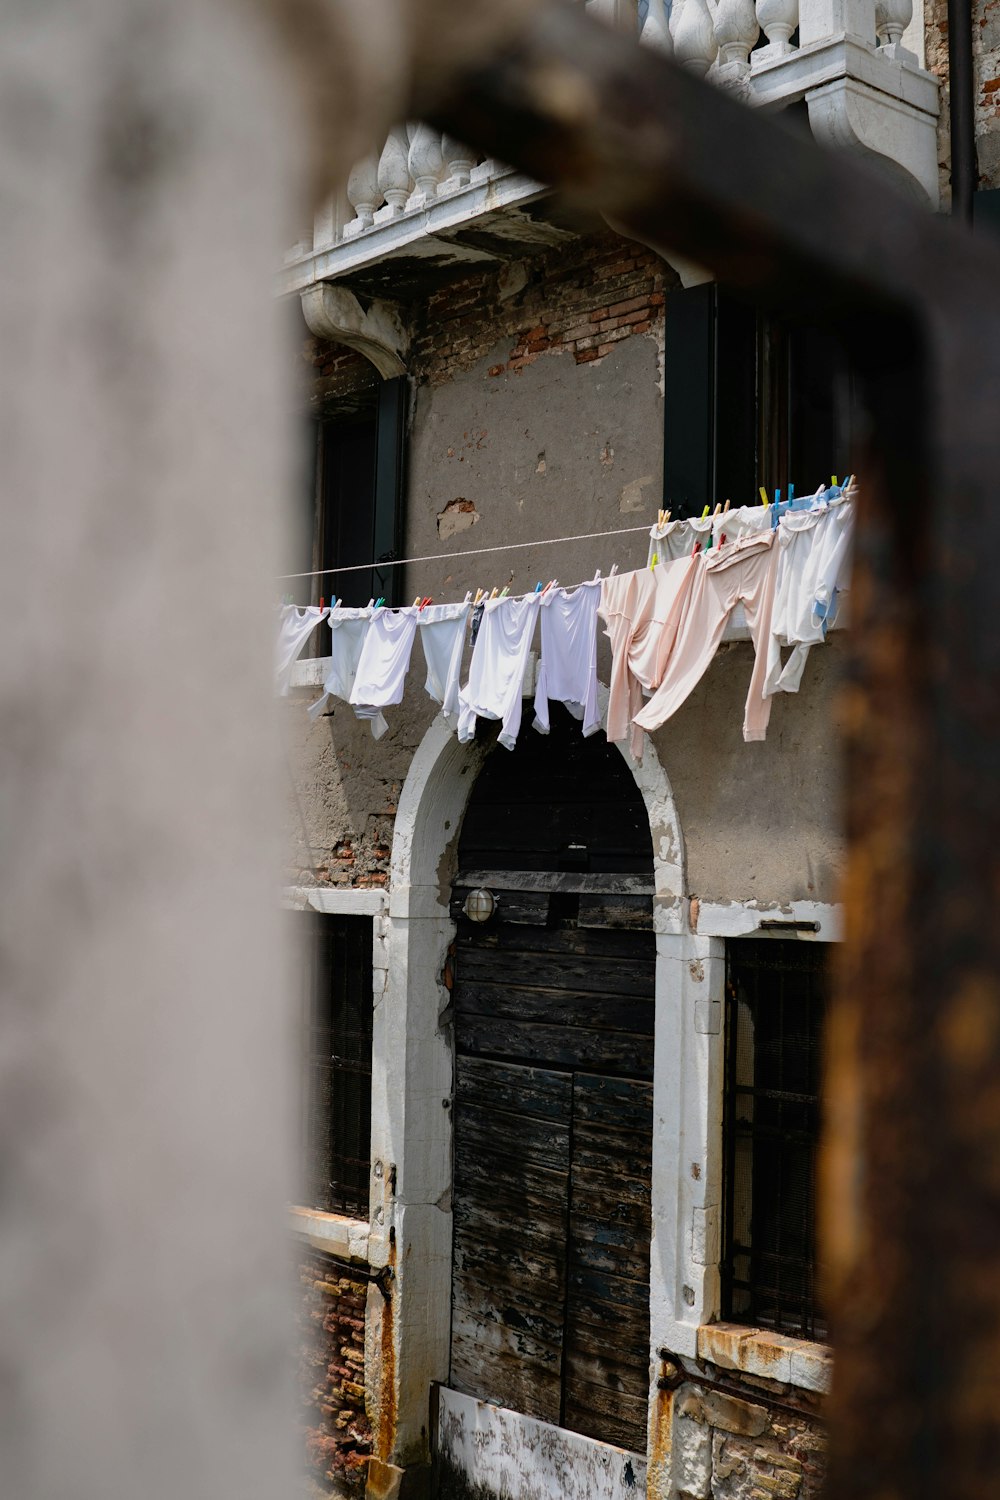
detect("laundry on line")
[277,482,856,756]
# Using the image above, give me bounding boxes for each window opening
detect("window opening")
[722,938,828,1341]
[298,911,373,1218]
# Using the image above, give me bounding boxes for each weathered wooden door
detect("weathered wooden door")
[448,707,655,1453]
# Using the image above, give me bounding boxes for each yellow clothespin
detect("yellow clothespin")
[650,552,658,570]
[412,595,422,607]
[759,487,769,507]
[831,474,839,487]
[700,505,710,520]
[489,586,499,600]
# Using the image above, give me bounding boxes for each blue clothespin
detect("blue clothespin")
[787,483,795,504]
[534,581,542,592]
[374,597,385,609]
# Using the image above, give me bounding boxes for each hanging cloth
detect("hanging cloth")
[457,593,542,750]
[646,513,714,565]
[533,579,602,738]
[419,601,471,724]
[764,499,855,698]
[633,528,780,743]
[600,556,699,759]
[306,605,372,721]
[276,604,329,696]
[349,607,420,739]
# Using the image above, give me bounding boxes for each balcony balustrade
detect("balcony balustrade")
[280,0,936,308]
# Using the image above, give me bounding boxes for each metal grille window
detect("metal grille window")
[297,912,373,1218]
[722,939,828,1341]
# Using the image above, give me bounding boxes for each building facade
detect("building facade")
[282,4,1000,1498]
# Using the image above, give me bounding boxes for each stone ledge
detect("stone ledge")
[291,1205,370,1265]
[697,1322,832,1395]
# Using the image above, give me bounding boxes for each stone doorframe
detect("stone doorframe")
[367,691,704,1491]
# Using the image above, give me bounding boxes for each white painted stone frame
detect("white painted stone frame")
[283,886,386,1263]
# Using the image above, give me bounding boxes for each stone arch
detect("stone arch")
[371,693,688,1477]
[390,683,686,903]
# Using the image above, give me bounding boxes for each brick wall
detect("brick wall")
[672,1383,826,1500]
[409,228,670,386]
[297,1247,372,1496]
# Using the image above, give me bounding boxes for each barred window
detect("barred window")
[298,912,373,1218]
[722,939,828,1341]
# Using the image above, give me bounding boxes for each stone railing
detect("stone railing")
[281,0,936,289]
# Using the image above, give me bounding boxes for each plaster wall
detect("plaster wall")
[285,251,846,905]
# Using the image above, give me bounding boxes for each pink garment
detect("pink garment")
[599,556,699,759]
[633,528,779,743]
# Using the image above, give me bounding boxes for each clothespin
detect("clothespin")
[413,595,422,607]
[700,504,710,520]
[712,503,722,518]
[759,487,769,507]
[489,587,499,600]
[374,597,385,609]
[787,483,795,504]
[366,598,375,609]
[462,591,472,604]
[774,488,782,506]
[845,473,856,492]
[592,567,601,582]
[609,563,619,576]
[831,474,839,488]
[723,499,731,514]
[419,597,432,611]
[534,581,543,592]
[650,551,658,570]
[498,586,509,598]
[319,597,325,611]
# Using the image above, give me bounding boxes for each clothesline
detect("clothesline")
[274,523,654,582]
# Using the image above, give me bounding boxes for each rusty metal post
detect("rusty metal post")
[411,5,1000,1495]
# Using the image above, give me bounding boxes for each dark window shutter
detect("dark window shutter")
[372,375,408,607]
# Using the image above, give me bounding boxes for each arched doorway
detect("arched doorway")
[447,704,655,1454]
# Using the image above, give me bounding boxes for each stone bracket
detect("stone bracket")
[300,281,410,377]
[806,73,941,207]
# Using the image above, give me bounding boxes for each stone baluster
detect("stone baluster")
[441,134,478,192]
[640,0,674,54]
[377,127,413,218]
[714,0,760,84]
[874,0,914,58]
[671,0,719,75]
[407,123,444,210]
[345,148,383,234]
[754,0,798,60]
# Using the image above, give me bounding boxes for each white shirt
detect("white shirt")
[306,606,372,721]
[276,605,329,696]
[419,601,470,724]
[457,593,541,750]
[350,606,420,739]
[533,580,601,737]
[764,500,854,698]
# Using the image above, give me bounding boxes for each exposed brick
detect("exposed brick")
[298,1248,371,1495]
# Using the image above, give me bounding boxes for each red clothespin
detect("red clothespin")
[319,597,325,611]
[419,596,432,611]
